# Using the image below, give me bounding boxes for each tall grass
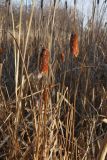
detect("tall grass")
[0,0,107,159]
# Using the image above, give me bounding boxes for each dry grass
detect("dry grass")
[0,0,107,160]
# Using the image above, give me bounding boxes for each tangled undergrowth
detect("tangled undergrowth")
[0,0,107,160]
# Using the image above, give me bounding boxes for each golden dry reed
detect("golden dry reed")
[39,48,49,75]
[70,32,79,58]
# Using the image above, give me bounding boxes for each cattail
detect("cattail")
[97,0,99,5]
[54,0,56,7]
[43,87,49,104]
[61,52,65,63]
[70,32,79,57]
[0,47,3,80]
[39,48,49,75]
[65,1,67,10]
[41,0,43,9]
[0,48,3,63]
[0,48,3,54]
[74,0,76,5]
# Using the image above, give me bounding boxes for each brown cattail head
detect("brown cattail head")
[61,52,65,63]
[54,0,56,7]
[0,48,3,54]
[70,32,79,57]
[65,1,67,10]
[74,0,76,5]
[39,48,49,75]
[97,0,99,5]
[0,48,3,63]
[41,0,43,9]
[43,87,49,104]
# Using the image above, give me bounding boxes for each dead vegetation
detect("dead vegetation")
[0,0,107,159]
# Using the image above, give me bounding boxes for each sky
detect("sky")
[12,0,91,16]
[11,0,107,26]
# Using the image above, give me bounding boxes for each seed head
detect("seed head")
[61,52,65,63]
[97,0,99,5]
[0,48,3,54]
[39,48,49,75]
[43,87,49,104]
[74,0,76,5]
[70,32,79,57]
[41,0,43,9]
[65,1,67,10]
[0,48,3,63]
